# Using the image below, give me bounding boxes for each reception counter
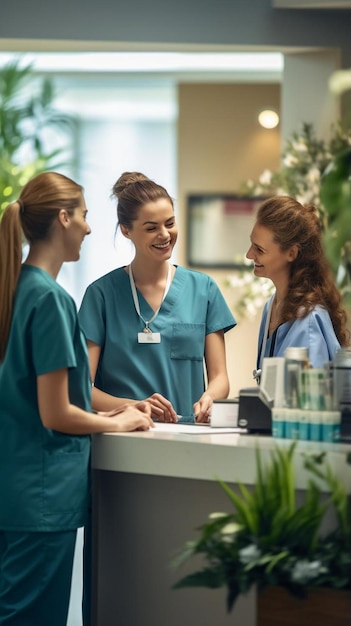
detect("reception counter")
[91,425,351,626]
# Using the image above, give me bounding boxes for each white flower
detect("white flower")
[283,154,298,167]
[219,522,242,544]
[208,512,228,520]
[275,187,287,196]
[292,140,308,153]
[259,169,273,185]
[306,167,321,184]
[239,544,261,564]
[296,192,312,205]
[255,185,265,195]
[291,559,326,584]
[220,522,242,536]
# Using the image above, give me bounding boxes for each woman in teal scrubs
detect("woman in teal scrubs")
[0,172,153,626]
[246,195,349,376]
[79,171,236,423]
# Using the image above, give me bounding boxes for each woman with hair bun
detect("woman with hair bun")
[0,171,153,626]
[246,195,349,375]
[79,171,236,423]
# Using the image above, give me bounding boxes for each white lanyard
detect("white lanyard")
[259,295,275,369]
[253,295,274,382]
[128,263,172,333]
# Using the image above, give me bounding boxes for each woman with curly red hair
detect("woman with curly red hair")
[246,195,349,374]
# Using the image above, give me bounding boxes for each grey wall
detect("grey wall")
[1,0,351,65]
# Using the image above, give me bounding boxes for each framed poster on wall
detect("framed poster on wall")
[187,194,266,269]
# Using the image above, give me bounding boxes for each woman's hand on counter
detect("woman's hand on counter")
[142,393,178,423]
[193,393,213,423]
[99,402,154,431]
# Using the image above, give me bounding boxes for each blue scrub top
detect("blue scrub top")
[257,296,341,369]
[79,265,236,417]
[0,265,91,532]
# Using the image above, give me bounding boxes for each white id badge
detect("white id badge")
[138,332,161,344]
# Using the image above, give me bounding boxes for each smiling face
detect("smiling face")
[121,198,177,262]
[246,222,297,288]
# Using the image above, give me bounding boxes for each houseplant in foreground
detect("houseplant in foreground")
[173,443,351,622]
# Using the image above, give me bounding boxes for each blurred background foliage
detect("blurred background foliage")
[0,59,75,217]
[236,122,351,312]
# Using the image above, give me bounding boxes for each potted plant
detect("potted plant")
[173,442,351,624]
[0,58,75,218]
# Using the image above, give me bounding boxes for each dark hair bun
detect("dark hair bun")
[112,172,150,198]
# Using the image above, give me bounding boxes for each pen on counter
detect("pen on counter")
[153,415,196,424]
[176,414,196,424]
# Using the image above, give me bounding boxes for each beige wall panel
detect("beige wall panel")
[177,83,281,396]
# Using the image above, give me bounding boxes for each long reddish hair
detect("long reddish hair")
[256,195,349,346]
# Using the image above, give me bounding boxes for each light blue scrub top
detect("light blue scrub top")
[0,265,91,532]
[79,265,236,418]
[257,295,341,370]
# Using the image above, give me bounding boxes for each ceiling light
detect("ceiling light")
[258,109,280,129]
[0,51,284,74]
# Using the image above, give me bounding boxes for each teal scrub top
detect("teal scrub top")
[0,265,91,532]
[79,265,236,417]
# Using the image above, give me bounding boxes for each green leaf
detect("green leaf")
[218,478,256,533]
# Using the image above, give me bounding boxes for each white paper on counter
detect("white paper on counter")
[153,423,246,434]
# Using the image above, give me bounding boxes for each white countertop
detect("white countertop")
[91,424,351,492]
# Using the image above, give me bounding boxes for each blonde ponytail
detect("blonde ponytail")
[0,201,24,361]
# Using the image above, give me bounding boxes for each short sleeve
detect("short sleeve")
[307,309,340,367]
[79,284,106,348]
[206,277,236,335]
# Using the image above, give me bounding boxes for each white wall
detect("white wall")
[58,117,177,307]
